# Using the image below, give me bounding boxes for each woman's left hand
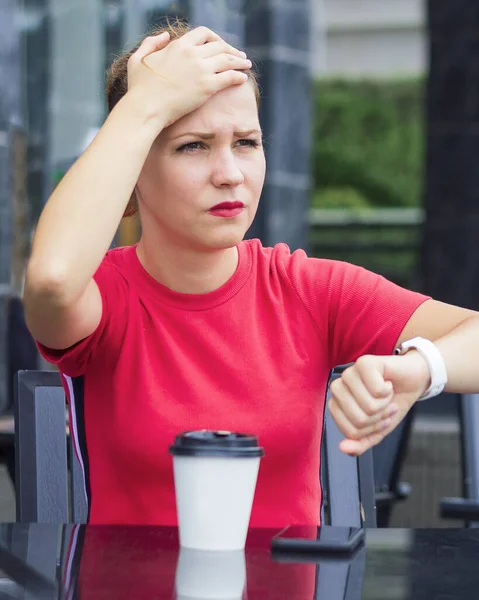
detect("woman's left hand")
[328,351,431,455]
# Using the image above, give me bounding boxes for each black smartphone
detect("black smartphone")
[271,525,364,555]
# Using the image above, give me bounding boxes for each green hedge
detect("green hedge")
[312,78,425,209]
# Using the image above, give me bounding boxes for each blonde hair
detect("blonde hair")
[105,19,260,218]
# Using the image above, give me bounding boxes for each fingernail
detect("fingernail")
[388,404,398,417]
[382,418,392,430]
[245,59,252,66]
[240,51,247,57]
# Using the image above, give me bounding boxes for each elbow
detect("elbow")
[23,260,74,308]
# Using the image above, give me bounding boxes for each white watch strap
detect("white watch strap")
[394,337,448,401]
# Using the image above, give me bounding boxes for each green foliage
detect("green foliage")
[312,78,425,208]
[311,186,371,209]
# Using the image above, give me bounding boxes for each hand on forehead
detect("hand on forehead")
[155,87,259,150]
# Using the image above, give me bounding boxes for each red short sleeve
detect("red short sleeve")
[37,253,129,377]
[281,247,431,369]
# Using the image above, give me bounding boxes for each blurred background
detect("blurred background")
[0,0,477,527]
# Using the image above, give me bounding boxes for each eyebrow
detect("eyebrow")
[171,129,262,140]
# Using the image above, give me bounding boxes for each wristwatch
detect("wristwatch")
[394,336,448,401]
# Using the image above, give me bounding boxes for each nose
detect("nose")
[211,150,245,188]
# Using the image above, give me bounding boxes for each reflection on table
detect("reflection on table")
[0,524,478,599]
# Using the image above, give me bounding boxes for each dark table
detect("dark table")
[0,524,478,599]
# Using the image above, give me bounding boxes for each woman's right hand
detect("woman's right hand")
[127,27,252,130]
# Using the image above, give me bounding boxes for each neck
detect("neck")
[136,236,239,295]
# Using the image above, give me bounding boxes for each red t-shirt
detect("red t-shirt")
[37,239,429,526]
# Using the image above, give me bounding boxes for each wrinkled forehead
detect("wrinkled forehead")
[164,81,260,139]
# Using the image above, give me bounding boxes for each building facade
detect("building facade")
[313,0,427,77]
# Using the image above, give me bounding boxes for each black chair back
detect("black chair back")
[372,406,415,526]
[459,394,479,510]
[440,393,479,526]
[321,365,377,528]
[14,370,88,523]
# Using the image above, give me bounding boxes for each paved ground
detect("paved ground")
[390,417,462,528]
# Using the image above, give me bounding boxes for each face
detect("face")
[136,81,266,252]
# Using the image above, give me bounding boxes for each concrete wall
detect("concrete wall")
[0,0,21,411]
[313,0,427,77]
[49,0,105,171]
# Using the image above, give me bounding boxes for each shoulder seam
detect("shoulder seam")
[98,251,131,286]
[276,249,327,345]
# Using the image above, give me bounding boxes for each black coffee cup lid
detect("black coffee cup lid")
[169,430,264,458]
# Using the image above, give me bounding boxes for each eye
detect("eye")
[236,139,261,148]
[177,142,205,152]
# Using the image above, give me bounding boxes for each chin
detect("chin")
[198,226,248,251]
[209,232,246,250]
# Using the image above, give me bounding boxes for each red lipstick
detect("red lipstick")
[209,201,245,218]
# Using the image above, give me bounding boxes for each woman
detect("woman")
[24,21,479,527]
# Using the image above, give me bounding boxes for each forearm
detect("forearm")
[433,316,479,394]
[26,90,163,304]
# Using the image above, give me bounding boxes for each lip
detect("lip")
[209,201,245,210]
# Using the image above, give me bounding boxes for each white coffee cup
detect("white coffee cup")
[169,430,264,551]
[175,547,246,600]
